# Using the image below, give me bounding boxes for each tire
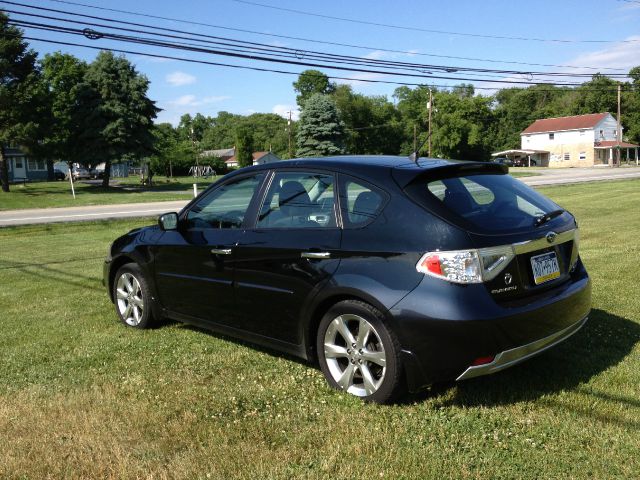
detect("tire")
[112,263,155,329]
[316,300,404,403]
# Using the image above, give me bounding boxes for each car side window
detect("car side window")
[341,177,384,227]
[186,174,263,229]
[257,172,336,228]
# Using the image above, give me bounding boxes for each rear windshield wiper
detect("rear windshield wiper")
[534,209,565,227]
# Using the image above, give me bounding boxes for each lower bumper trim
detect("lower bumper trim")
[456,315,588,381]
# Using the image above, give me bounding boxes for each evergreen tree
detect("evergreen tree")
[296,94,345,157]
[235,127,254,168]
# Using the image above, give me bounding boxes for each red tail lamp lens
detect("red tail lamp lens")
[471,356,495,366]
[420,254,442,276]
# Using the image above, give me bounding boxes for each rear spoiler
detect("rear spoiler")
[391,161,508,188]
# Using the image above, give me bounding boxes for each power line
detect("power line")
[3,4,630,86]
[5,2,625,79]
[229,0,640,44]
[11,0,629,71]
[10,33,627,92]
[5,17,598,86]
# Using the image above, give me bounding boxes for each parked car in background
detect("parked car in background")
[90,168,104,179]
[492,157,513,167]
[513,157,538,167]
[53,169,66,181]
[71,168,90,180]
[104,156,591,403]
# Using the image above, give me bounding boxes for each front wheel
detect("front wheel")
[113,263,154,328]
[317,300,403,403]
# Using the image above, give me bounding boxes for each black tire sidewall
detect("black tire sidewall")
[113,263,153,329]
[316,300,403,403]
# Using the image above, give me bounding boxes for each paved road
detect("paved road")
[0,200,189,227]
[1,167,639,227]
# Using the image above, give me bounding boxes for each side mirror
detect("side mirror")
[159,212,179,231]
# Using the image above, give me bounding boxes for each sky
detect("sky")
[4,0,640,125]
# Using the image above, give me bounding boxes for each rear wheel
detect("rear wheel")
[317,300,403,403]
[113,263,154,328]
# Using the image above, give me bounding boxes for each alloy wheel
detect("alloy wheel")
[115,272,145,327]
[323,314,387,397]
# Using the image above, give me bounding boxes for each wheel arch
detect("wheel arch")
[302,289,396,363]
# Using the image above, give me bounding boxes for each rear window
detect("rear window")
[410,173,561,233]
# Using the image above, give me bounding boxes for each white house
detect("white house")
[493,113,639,167]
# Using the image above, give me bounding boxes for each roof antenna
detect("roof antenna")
[409,130,432,164]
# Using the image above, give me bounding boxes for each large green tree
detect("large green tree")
[40,52,88,177]
[333,84,403,154]
[0,12,47,192]
[296,93,345,157]
[293,69,336,108]
[75,51,159,187]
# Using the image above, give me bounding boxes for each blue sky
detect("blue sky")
[5,0,640,125]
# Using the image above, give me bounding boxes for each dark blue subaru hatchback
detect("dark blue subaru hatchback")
[104,156,591,403]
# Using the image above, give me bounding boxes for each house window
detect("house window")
[563,153,571,161]
[15,157,23,169]
[579,152,586,160]
[549,133,555,140]
[599,129,604,139]
[27,158,46,171]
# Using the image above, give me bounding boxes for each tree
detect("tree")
[235,127,254,168]
[40,52,88,178]
[74,51,159,187]
[293,69,336,108]
[333,84,403,154]
[296,93,345,157]
[0,13,47,192]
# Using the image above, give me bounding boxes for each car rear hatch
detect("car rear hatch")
[396,161,580,302]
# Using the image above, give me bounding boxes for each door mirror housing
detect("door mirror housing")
[159,212,179,231]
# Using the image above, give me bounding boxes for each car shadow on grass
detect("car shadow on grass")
[412,308,640,410]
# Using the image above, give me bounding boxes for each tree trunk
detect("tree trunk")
[102,159,111,188]
[0,146,10,192]
[47,158,54,181]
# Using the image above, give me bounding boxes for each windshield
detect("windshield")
[407,173,563,234]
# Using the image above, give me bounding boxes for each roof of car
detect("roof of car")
[228,155,506,188]
[255,155,483,170]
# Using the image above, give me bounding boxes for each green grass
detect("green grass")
[1,180,639,478]
[0,175,219,211]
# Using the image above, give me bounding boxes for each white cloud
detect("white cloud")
[168,94,230,107]
[565,36,640,73]
[166,71,197,86]
[363,50,388,60]
[272,104,299,121]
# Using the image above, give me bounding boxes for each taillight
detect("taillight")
[416,245,514,284]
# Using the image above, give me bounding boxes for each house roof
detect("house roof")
[522,113,611,135]
[594,140,639,148]
[225,151,272,164]
[201,148,235,158]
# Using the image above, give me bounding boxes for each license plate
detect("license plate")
[530,251,560,285]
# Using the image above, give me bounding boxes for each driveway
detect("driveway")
[1,167,639,227]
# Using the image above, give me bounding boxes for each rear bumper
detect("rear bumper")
[390,261,591,391]
[456,314,587,381]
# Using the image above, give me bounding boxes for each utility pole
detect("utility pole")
[428,89,433,157]
[413,124,417,153]
[287,110,293,159]
[616,83,622,167]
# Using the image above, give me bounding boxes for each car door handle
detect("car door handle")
[210,248,232,255]
[301,251,331,259]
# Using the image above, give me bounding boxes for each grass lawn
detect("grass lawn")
[0,180,639,478]
[0,175,219,211]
